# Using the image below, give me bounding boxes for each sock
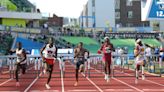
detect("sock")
[142,66,144,75]
[136,70,139,79]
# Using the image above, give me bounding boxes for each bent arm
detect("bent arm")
[53,46,58,58]
[20,49,26,63]
[111,44,115,52]
[10,49,16,53]
[74,48,78,58]
[40,45,46,60]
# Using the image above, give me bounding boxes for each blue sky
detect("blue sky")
[28,0,88,18]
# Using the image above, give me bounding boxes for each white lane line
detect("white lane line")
[143,89,164,91]
[117,69,164,87]
[92,68,143,92]
[24,72,42,92]
[61,69,64,92]
[0,91,20,92]
[30,90,59,92]
[144,79,164,86]
[104,89,134,91]
[113,78,143,92]
[69,62,103,92]
[0,67,33,86]
[67,89,97,92]
[81,73,103,92]
[0,78,13,86]
[127,67,163,77]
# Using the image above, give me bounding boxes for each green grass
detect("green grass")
[110,39,160,47]
[62,36,98,45]
[111,39,160,53]
[111,39,135,47]
[84,45,100,53]
[62,36,99,53]
[142,39,161,47]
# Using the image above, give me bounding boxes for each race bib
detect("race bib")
[105,47,111,53]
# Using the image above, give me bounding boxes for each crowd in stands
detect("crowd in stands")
[48,28,160,40]
[49,28,94,38]
[0,32,13,55]
[28,34,73,49]
[98,31,159,39]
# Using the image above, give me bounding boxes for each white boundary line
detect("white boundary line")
[119,69,164,87]
[61,67,64,92]
[0,78,13,86]
[104,89,134,91]
[92,68,143,92]
[67,89,97,92]
[81,73,103,92]
[30,90,59,92]
[142,89,164,91]
[69,62,103,92]
[24,72,42,92]
[126,66,163,77]
[113,78,143,92]
[144,79,164,86]
[0,66,33,86]
[0,91,20,92]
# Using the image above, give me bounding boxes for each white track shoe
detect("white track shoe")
[106,75,110,83]
[142,74,145,80]
[135,78,138,84]
[45,84,51,89]
[16,82,20,87]
[104,74,107,80]
[43,69,46,74]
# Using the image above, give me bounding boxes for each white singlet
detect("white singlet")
[16,48,26,64]
[135,44,145,64]
[44,44,57,59]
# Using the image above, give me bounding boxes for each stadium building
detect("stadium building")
[79,0,164,32]
[79,0,115,31]
[115,0,150,27]
[0,0,42,29]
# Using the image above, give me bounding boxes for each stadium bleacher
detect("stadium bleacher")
[0,32,13,55]
[13,37,44,54]
[61,36,100,53]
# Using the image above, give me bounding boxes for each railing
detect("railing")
[0,54,74,78]
[0,11,42,19]
[0,54,163,79]
[85,54,164,78]
[0,55,41,79]
[11,27,41,34]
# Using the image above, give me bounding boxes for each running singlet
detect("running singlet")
[44,44,57,65]
[135,44,145,62]
[16,48,26,64]
[102,44,112,61]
